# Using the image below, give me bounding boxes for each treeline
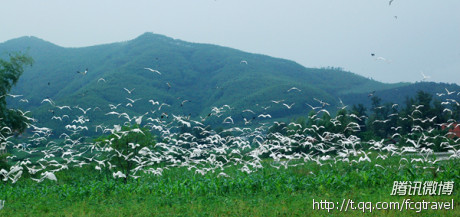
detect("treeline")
[269,91,460,151]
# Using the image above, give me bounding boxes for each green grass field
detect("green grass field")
[1,156,458,216]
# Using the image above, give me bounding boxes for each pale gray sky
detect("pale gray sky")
[1,0,459,84]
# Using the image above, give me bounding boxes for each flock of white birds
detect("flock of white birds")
[1,66,460,185]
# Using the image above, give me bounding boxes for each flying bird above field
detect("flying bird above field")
[55,105,71,110]
[421,71,430,81]
[223,116,234,124]
[158,103,170,111]
[7,94,23,98]
[181,100,190,107]
[77,107,91,114]
[242,109,255,114]
[313,98,330,107]
[271,100,285,104]
[97,78,106,83]
[375,57,391,63]
[368,91,376,97]
[77,68,88,75]
[123,88,135,94]
[41,98,55,106]
[283,103,295,109]
[258,114,272,118]
[287,87,301,92]
[240,60,248,64]
[445,88,456,95]
[166,82,172,89]
[306,103,322,110]
[144,67,161,75]
[149,100,160,106]
[126,98,142,103]
[109,103,122,110]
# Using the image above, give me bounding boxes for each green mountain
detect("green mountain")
[1,33,458,136]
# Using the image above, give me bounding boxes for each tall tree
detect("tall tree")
[0,53,33,159]
[0,52,34,134]
[1,52,32,165]
[94,124,157,183]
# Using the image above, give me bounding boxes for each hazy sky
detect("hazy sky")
[1,0,459,84]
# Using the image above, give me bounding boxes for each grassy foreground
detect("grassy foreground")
[1,156,459,216]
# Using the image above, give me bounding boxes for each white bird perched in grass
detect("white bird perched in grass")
[113,171,126,179]
[144,67,161,75]
[217,172,230,178]
[41,171,57,182]
[10,170,23,183]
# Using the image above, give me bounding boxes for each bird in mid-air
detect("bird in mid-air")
[421,71,430,81]
[368,91,376,97]
[144,67,161,75]
[77,68,88,75]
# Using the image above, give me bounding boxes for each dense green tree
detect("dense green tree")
[94,124,156,183]
[1,52,33,167]
[0,52,33,134]
[415,90,432,115]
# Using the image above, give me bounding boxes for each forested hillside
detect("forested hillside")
[1,33,458,136]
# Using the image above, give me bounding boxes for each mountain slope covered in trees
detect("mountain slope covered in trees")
[1,33,458,134]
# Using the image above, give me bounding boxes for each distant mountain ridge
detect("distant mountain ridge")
[1,32,458,133]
